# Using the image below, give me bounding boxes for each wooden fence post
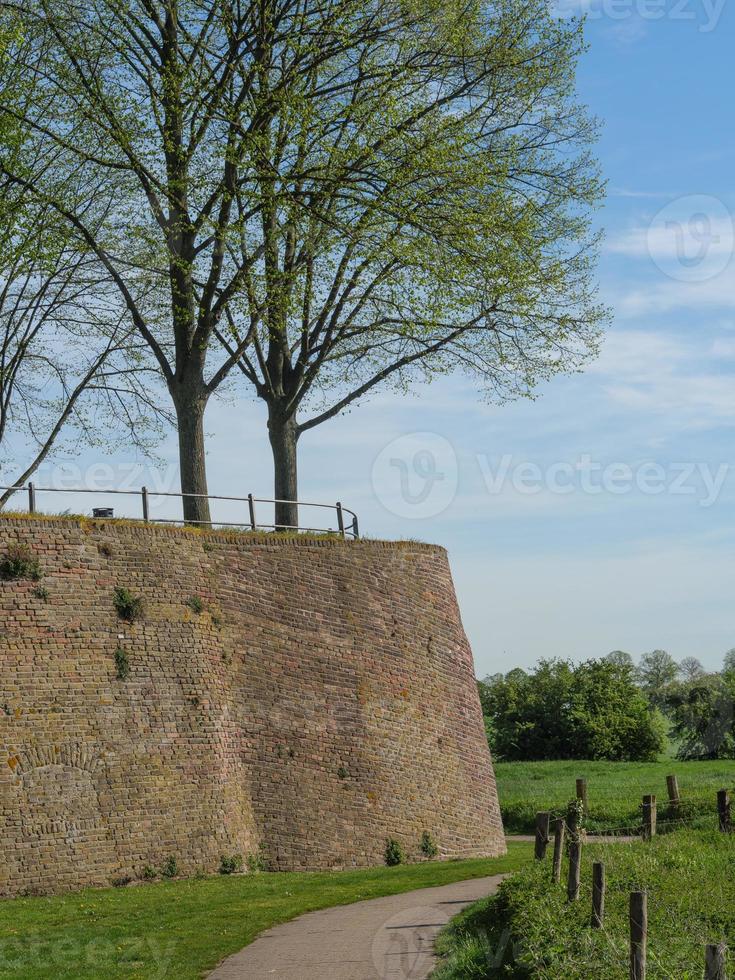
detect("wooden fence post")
[576,778,588,816]
[705,942,728,980]
[552,818,565,884]
[642,795,657,840]
[535,811,550,860]
[591,861,605,929]
[666,774,680,817]
[717,790,731,833]
[630,891,647,980]
[567,840,582,902]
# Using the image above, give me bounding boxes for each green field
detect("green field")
[0,847,530,980]
[495,759,735,833]
[434,829,735,979]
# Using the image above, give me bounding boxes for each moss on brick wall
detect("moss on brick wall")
[0,517,505,896]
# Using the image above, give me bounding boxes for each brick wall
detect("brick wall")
[0,517,505,896]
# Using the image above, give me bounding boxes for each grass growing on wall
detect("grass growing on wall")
[434,829,735,979]
[495,759,735,833]
[0,847,530,980]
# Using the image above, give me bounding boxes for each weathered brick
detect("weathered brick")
[0,517,504,896]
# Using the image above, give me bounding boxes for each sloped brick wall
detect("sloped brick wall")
[0,517,505,896]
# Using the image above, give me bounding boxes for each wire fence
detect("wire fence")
[0,482,360,538]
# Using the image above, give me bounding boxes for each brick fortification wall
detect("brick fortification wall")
[0,517,505,896]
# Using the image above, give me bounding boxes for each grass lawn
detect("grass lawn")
[0,844,531,980]
[495,758,735,833]
[434,829,735,979]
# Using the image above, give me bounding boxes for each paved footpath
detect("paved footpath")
[208,874,506,980]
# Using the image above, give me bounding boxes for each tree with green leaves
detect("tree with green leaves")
[0,13,160,500]
[480,658,664,762]
[1,0,605,527]
[635,649,679,708]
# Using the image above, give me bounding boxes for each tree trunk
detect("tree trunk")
[268,409,299,531]
[173,387,212,525]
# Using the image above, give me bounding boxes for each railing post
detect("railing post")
[534,811,550,860]
[666,774,680,817]
[567,840,582,902]
[642,795,656,840]
[248,493,256,531]
[336,501,345,538]
[141,486,149,522]
[705,942,728,980]
[576,778,588,817]
[352,514,360,539]
[718,789,731,833]
[591,862,605,928]
[28,482,36,514]
[630,891,647,980]
[552,817,565,884]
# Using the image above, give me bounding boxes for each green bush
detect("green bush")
[114,647,130,681]
[113,586,144,622]
[186,595,205,614]
[0,544,41,581]
[385,838,405,867]
[160,856,178,879]
[420,831,438,859]
[479,659,665,762]
[219,854,244,875]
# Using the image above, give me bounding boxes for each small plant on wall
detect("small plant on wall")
[0,544,42,581]
[113,586,144,622]
[186,595,205,614]
[219,854,243,875]
[114,647,130,680]
[385,838,405,867]
[419,831,438,859]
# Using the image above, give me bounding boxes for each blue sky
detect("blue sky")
[13,0,735,676]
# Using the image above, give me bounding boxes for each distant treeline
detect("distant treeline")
[479,649,735,762]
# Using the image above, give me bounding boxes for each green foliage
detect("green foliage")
[219,854,244,875]
[113,586,144,622]
[636,649,679,707]
[246,850,268,874]
[186,595,204,614]
[442,831,735,979]
[495,759,734,834]
[480,659,665,763]
[337,766,349,779]
[0,543,41,581]
[160,856,178,879]
[666,674,735,760]
[32,584,49,601]
[114,647,130,681]
[385,839,405,867]
[420,831,438,859]
[141,865,156,880]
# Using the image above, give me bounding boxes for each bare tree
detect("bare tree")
[2,0,605,527]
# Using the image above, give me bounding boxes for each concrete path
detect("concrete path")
[208,874,506,980]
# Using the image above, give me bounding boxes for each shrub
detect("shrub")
[337,766,349,779]
[479,658,665,762]
[219,854,244,875]
[0,544,41,581]
[385,838,405,867]
[420,831,438,859]
[114,647,130,681]
[246,849,267,873]
[113,586,144,622]
[186,595,204,614]
[32,585,50,601]
[160,856,178,878]
[141,865,157,880]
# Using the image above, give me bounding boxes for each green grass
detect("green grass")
[434,829,735,979]
[496,759,735,833]
[0,846,531,979]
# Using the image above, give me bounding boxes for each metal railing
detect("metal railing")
[0,483,360,539]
